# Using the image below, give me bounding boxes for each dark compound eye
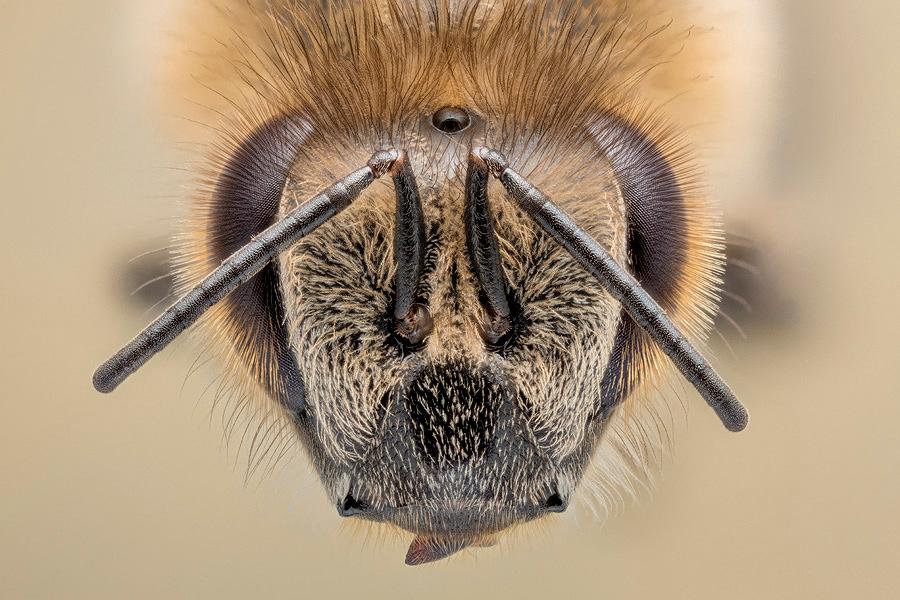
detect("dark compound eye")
[432,106,471,134]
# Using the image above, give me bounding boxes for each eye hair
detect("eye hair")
[469,147,748,432]
[94,145,746,432]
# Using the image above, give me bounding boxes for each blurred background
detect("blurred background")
[1,1,898,598]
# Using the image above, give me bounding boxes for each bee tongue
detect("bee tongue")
[404,536,472,566]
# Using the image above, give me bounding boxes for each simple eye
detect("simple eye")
[432,106,471,134]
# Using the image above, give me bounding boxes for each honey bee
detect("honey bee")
[96,0,758,565]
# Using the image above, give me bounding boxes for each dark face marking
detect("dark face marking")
[404,362,499,465]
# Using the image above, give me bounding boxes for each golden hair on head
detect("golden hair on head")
[98,0,769,565]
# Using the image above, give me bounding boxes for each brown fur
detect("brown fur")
[166,0,742,552]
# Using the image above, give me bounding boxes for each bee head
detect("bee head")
[260,95,731,561]
[94,1,747,565]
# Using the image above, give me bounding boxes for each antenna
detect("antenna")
[93,150,400,394]
[472,147,748,432]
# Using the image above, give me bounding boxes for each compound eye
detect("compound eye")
[395,303,434,350]
[432,106,471,134]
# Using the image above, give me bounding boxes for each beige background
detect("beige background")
[2,1,898,598]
